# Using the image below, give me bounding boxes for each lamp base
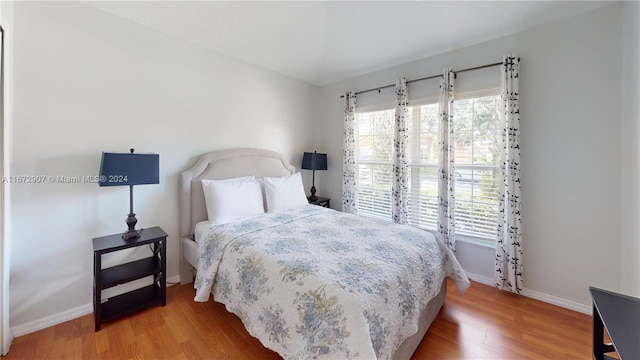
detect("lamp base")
[308,185,318,203]
[122,229,141,240]
[123,212,141,240]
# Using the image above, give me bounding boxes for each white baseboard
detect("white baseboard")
[464,271,494,286]
[520,288,591,314]
[11,275,183,337]
[166,275,181,286]
[11,303,93,337]
[464,271,591,315]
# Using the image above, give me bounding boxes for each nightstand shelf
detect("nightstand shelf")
[308,196,330,208]
[101,257,161,289]
[100,285,162,322]
[93,226,167,331]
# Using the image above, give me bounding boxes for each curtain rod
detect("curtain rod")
[339,61,502,99]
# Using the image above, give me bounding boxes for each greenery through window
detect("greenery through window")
[356,92,501,242]
[356,109,395,220]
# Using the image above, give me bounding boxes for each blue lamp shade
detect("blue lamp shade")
[98,150,159,240]
[99,152,159,187]
[301,152,327,171]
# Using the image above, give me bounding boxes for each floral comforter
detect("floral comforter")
[194,205,469,359]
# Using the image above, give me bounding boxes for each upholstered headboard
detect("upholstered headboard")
[179,148,296,238]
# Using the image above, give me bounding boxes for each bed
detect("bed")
[179,148,470,359]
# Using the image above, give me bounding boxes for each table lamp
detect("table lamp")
[301,151,327,202]
[99,148,159,240]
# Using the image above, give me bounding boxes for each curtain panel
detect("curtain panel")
[437,69,456,252]
[392,78,409,224]
[494,54,523,293]
[342,91,358,214]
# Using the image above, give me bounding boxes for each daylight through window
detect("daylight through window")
[355,91,501,243]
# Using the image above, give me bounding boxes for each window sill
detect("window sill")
[414,224,496,249]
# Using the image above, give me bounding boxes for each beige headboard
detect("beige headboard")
[179,148,296,238]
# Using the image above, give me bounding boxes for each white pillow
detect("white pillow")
[263,172,309,212]
[201,176,264,225]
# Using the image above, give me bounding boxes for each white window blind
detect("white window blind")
[406,102,440,230]
[355,91,501,243]
[356,109,394,220]
[452,93,501,240]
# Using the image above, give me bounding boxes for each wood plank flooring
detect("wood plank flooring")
[4,279,596,359]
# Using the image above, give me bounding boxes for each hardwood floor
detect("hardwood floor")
[4,279,595,359]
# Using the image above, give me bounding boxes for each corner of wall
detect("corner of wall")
[620,0,640,297]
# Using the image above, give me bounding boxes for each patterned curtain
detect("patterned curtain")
[392,78,409,224]
[342,91,358,214]
[437,69,456,252]
[495,54,523,293]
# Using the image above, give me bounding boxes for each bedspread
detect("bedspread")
[194,205,469,359]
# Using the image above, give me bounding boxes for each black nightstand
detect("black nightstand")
[308,196,330,208]
[92,226,167,331]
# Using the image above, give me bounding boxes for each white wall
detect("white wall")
[318,3,630,307]
[0,0,15,352]
[10,1,318,331]
[621,0,640,297]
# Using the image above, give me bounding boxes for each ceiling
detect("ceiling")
[82,1,614,86]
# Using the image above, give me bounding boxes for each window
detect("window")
[356,109,395,220]
[451,93,501,240]
[406,102,440,230]
[355,91,501,243]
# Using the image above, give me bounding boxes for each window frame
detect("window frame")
[354,88,501,248]
[449,88,501,246]
[355,103,396,221]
